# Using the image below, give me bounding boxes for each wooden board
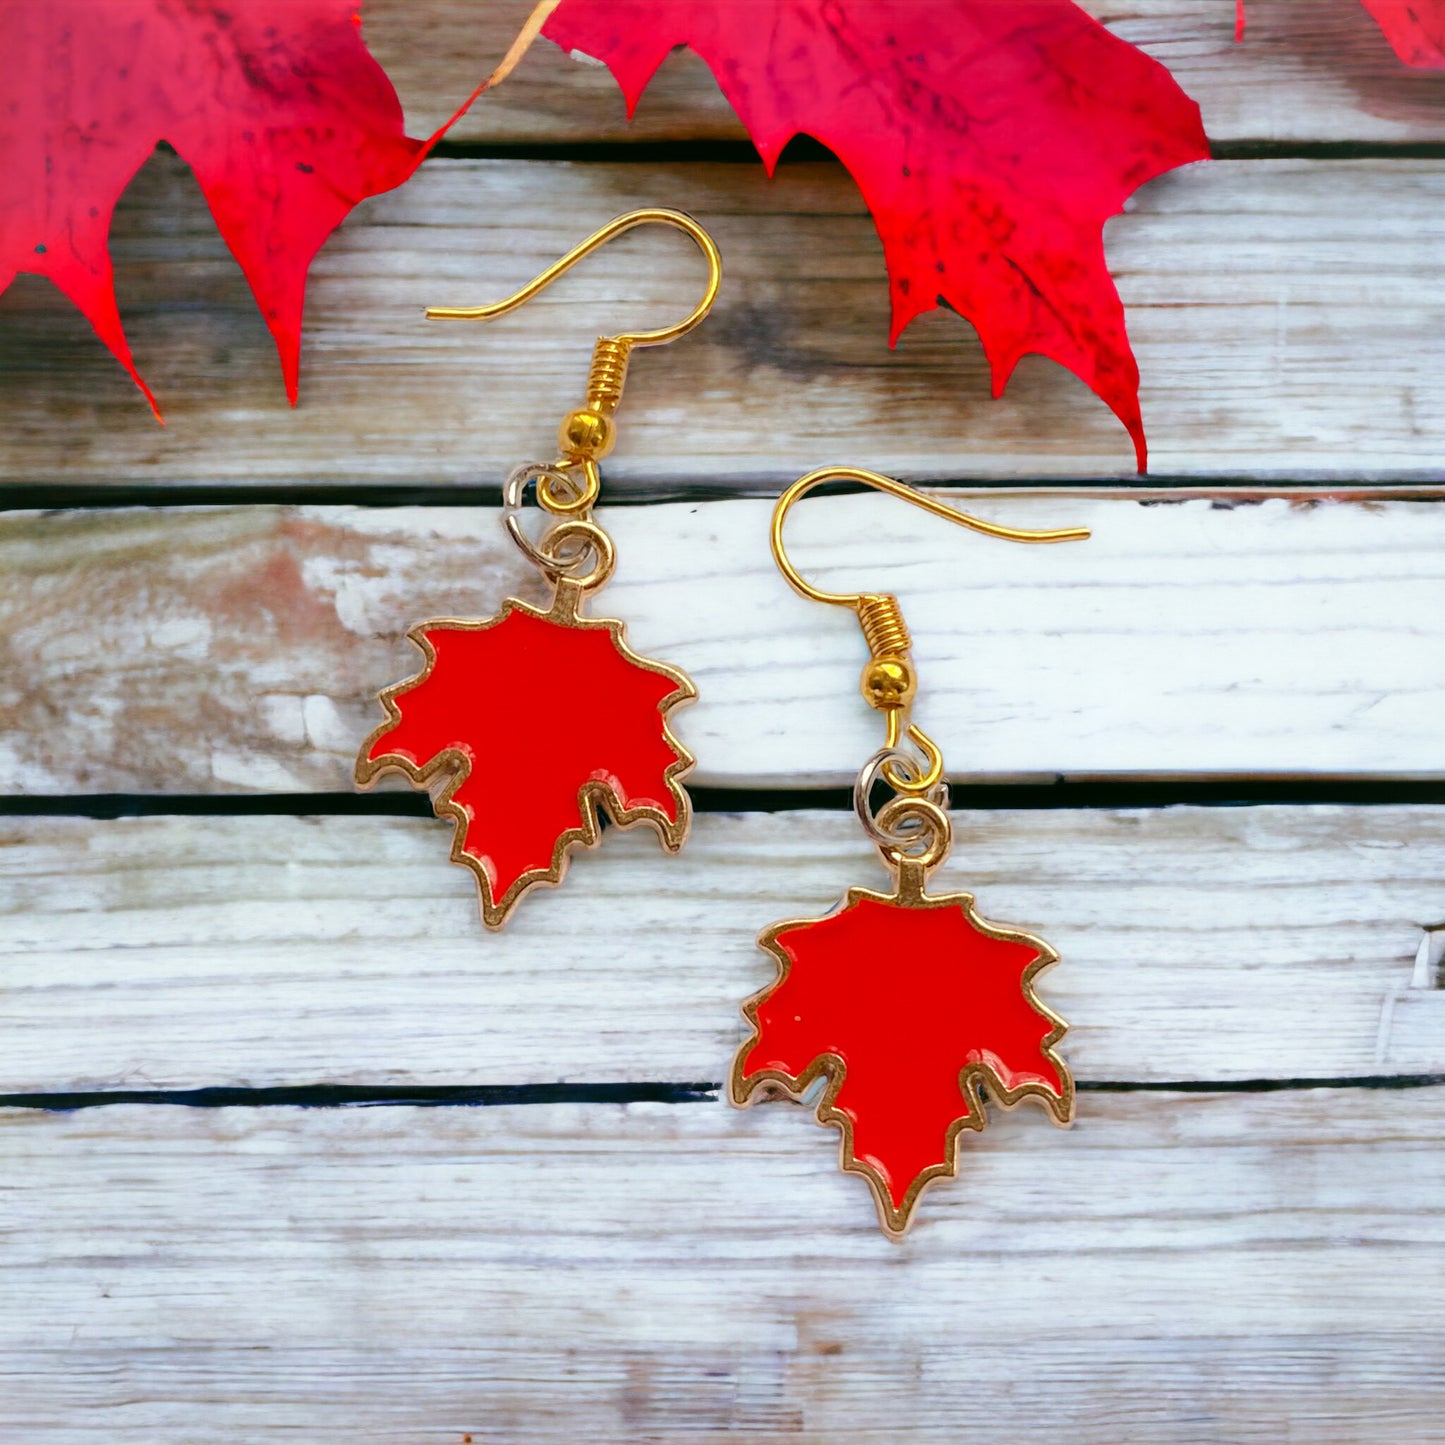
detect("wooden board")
[3,806,1441,1093]
[4,8,1444,1437]
[3,495,1441,795]
[365,0,1445,148]
[3,156,1445,487]
[2,1090,1444,1442]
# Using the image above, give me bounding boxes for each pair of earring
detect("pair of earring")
[355,209,1090,1239]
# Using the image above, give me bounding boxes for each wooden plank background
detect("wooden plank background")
[4,153,1443,486]
[2,3,1444,1441]
[4,495,1443,793]
[4,806,1443,1091]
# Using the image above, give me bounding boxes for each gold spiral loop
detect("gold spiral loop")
[585,336,633,415]
[875,797,953,872]
[854,749,951,857]
[857,594,911,659]
[537,518,615,592]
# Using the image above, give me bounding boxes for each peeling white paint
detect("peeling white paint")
[1413,927,1445,990]
[302,695,356,754]
[255,694,307,748]
[0,739,65,792]
[147,616,212,657]
[208,750,309,792]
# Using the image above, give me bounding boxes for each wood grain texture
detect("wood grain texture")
[2,1091,1444,1442]
[3,155,1444,487]
[3,807,1440,1092]
[365,0,1445,147]
[5,8,1442,1437]
[3,496,1440,795]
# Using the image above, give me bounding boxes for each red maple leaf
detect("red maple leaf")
[0,0,460,412]
[732,883,1072,1237]
[541,0,1209,471]
[355,598,695,929]
[1236,0,1445,67]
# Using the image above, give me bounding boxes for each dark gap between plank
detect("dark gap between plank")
[4,1075,1443,1112]
[426,137,838,165]
[422,137,1445,165]
[4,479,1445,512]
[0,1083,718,1111]
[1211,139,1445,162]
[6,780,1445,820]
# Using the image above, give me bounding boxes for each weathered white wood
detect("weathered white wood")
[2,807,1439,1092]
[3,496,1441,794]
[1089,0,1445,144]
[2,156,1444,485]
[2,1092,1443,1441]
[4,8,1440,1432]
[369,0,1445,147]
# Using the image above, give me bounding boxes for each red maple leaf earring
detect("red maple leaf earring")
[356,209,721,928]
[732,467,1093,1238]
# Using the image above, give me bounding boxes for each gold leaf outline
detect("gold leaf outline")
[356,591,695,930]
[730,882,1073,1240]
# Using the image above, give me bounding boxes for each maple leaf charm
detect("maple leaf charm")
[356,585,695,929]
[732,873,1073,1238]
[542,0,1209,469]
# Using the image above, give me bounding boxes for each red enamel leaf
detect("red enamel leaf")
[356,600,695,929]
[732,886,1072,1236]
[0,0,450,412]
[542,0,1208,470]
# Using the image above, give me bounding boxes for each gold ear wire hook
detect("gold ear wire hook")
[426,207,722,516]
[771,466,1090,606]
[771,466,1090,793]
[426,206,721,344]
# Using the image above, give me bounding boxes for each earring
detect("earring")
[356,209,721,929]
[731,468,1092,1239]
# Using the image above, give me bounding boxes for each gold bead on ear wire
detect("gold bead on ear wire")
[770,466,1088,798]
[356,209,721,930]
[733,467,1090,1239]
[427,207,721,516]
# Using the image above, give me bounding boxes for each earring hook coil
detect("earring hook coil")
[772,465,1090,831]
[428,207,722,518]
